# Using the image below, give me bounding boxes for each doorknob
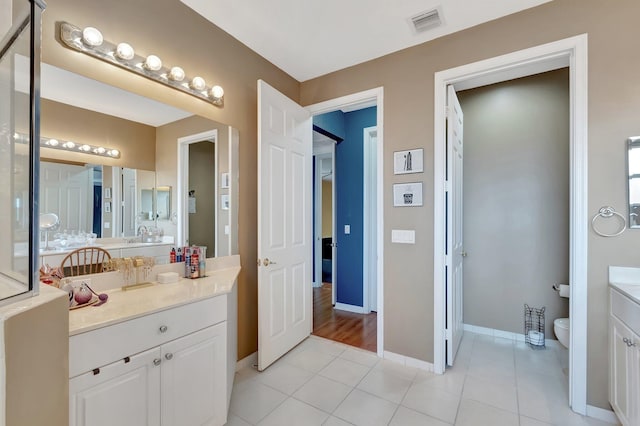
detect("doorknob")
[461,251,468,257]
[263,258,277,267]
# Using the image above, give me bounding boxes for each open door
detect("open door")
[446,85,464,366]
[257,80,312,371]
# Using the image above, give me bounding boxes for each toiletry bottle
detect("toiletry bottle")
[176,247,183,263]
[191,246,200,278]
[184,247,191,278]
[199,246,206,277]
[170,247,176,263]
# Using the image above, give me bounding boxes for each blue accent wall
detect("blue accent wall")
[315,107,376,307]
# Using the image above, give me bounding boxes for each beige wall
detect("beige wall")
[43,0,299,361]
[188,141,216,252]
[322,180,333,238]
[300,0,640,409]
[5,291,69,426]
[458,69,570,338]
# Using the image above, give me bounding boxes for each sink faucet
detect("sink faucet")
[137,225,148,236]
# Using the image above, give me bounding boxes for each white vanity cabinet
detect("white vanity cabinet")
[69,296,229,426]
[609,288,640,426]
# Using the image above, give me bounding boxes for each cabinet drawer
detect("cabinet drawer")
[70,295,226,378]
[611,289,640,336]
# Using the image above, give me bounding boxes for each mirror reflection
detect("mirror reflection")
[629,136,640,228]
[16,59,238,265]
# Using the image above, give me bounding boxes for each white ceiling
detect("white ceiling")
[180,0,552,82]
[15,55,193,127]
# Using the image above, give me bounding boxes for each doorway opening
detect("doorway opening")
[307,89,384,355]
[433,35,588,414]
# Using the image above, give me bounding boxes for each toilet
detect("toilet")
[554,317,570,348]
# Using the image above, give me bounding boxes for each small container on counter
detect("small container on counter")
[199,246,207,277]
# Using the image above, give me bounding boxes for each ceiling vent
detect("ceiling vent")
[409,7,442,34]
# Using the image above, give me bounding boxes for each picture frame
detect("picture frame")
[104,201,111,213]
[393,182,423,207]
[104,187,112,199]
[393,148,424,174]
[221,172,230,189]
[221,194,230,210]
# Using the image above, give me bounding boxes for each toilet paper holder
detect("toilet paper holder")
[552,283,570,298]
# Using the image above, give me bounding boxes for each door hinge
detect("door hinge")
[445,328,452,341]
[444,181,451,192]
[445,105,449,119]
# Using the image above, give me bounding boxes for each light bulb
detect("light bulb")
[80,144,91,152]
[190,76,206,91]
[210,85,224,100]
[144,55,162,71]
[168,66,185,82]
[63,141,76,149]
[47,139,59,147]
[82,27,103,47]
[115,42,135,60]
[95,147,106,154]
[109,149,120,157]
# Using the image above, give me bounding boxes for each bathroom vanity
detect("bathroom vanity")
[608,267,640,426]
[67,255,240,426]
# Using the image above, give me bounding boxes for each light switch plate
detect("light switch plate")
[104,222,110,229]
[391,229,415,244]
[344,225,351,234]
[224,225,230,235]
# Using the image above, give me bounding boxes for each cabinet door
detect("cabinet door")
[610,315,634,425]
[161,322,227,426]
[70,347,161,426]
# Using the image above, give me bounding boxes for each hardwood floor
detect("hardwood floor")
[312,282,377,352]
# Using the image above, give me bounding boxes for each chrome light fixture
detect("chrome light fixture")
[14,133,121,159]
[60,22,224,106]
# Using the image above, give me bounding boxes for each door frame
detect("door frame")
[176,129,218,248]
[363,126,377,313]
[306,87,385,356]
[433,34,588,414]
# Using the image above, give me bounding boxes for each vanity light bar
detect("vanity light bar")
[59,22,224,107]
[14,133,121,159]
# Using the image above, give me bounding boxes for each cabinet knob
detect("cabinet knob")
[153,358,161,366]
[622,337,637,347]
[165,353,173,360]
[159,325,168,333]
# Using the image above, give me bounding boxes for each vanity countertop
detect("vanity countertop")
[68,264,240,336]
[609,266,640,304]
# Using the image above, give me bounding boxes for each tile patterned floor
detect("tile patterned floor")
[226,333,618,426]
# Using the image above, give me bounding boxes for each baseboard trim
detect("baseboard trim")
[463,323,562,349]
[586,405,619,424]
[235,351,257,372]
[334,302,366,314]
[383,350,434,372]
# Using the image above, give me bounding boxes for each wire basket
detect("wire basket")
[524,304,545,349]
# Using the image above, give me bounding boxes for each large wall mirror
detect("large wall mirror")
[16,59,239,259]
[629,136,640,228]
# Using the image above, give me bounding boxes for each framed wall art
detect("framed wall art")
[393,182,423,207]
[394,148,424,174]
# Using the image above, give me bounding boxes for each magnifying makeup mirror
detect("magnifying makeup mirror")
[39,213,60,251]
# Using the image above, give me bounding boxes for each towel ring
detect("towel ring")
[591,206,626,237]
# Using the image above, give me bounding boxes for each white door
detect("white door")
[446,85,464,366]
[161,323,227,426]
[258,80,312,370]
[69,347,161,426]
[363,127,377,312]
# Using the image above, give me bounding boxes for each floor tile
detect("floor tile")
[412,368,466,395]
[389,406,452,426]
[322,416,353,426]
[373,359,418,381]
[401,380,460,424]
[520,415,553,426]
[339,347,379,367]
[224,413,252,426]
[229,382,288,425]
[319,357,371,387]
[293,375,352,413]
[455,399,519,426]
[462,374,518,413]
[256,362,315,395]
[257,397,328,426]
[284,348,337,373]
[333,389,398,426]
[357,368,413,403]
